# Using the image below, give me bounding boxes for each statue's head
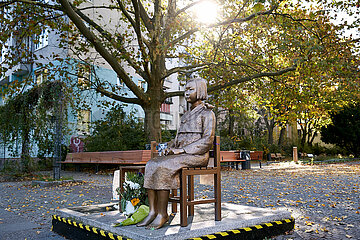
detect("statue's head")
[186,78,208,101]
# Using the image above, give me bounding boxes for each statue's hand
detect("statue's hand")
[166,148,184,155]
[162,148,172,156]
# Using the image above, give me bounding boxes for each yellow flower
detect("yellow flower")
[131,198,140,206]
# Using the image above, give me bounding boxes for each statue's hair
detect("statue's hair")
[187,78,208,100]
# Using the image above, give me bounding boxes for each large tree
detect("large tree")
[192,1,359,146]
[0,0,358,143]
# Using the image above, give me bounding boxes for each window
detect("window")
[160,103,170,113]
[34,28,49,50]
[77,110,91,135]
[35,69,48,85]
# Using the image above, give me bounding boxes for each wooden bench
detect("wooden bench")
[219,151,244,170]
[276,153,285,160]
[250,151,263,168]
[270,153,285,161]
[63,150,154,171]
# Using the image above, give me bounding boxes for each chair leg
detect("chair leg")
[214,172,221,221]
[188,175,194,216]
[180,172,187,227]
[119,168,126,212]
[171,189,177,213]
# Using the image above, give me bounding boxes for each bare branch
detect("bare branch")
[165,66,296,97]
[163,64,208,79]
[0,0,61,10]
[77,5,121,11]
[208,66,296,92]
[167,4,278,49]
[116,0,136,29]
[165,90,184,98]
[272,12,317,22]
[138,0,153,31]
[175,0,204,17]
[130,0,151,80]
[213,4,278,26]
[166,29,198,49]
[95,87,142,105]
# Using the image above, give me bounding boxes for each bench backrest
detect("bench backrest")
[250,151,263,160]
[219,151,238,161]
[65,149,157,164]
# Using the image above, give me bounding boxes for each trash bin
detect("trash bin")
[240,150,251,170]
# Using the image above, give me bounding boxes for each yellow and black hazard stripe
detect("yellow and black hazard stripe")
[187,217,295,240]
[52,214,294,240]
[52,215,132,240]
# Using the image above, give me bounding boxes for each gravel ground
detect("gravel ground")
[0,161,359,240]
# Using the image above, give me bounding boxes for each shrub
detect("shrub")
[84,105,147,151]
[321,104,360,157]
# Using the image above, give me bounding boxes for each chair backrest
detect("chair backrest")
[214,136,220,168]
[150,141,158,158]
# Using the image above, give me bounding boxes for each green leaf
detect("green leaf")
[254,3,265,12]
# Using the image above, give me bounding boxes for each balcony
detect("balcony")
[13,63,31,76]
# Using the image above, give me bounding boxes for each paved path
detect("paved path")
[0,162,359,240]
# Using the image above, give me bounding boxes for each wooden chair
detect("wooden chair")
[169,136,221,227]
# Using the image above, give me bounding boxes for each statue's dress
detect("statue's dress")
[144,103,215,190]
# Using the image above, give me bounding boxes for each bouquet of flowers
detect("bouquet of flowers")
[117,172,148,216]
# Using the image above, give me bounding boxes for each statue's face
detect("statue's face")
[185,81,197,103]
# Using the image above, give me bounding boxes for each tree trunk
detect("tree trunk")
[308,131,317,146]
[143,100,162,143]
[228,109,235,137]
[21,128,31,173]
[268,127,274,145]
[278,126,286,146]
[265,116,275,145]
[300,127,307,151]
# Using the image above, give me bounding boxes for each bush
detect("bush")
[321,104,360,157]
[84,105,147,151]
[161,129,177,143]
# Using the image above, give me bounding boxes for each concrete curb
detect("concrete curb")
[52,203,294,240]
[52,214,294,240]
